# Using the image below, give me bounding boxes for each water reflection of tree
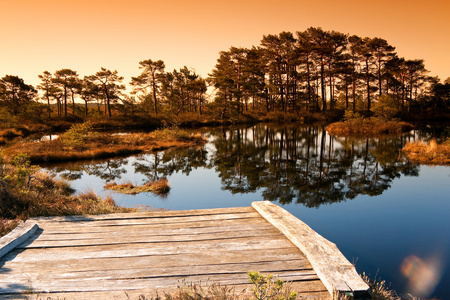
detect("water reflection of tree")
[47,158,129,182]
[46,124,420,207]
[210,124,420,207]
[47,147,211,184]
[133,147,210,181]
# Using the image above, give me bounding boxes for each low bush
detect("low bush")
[60,121,95,149]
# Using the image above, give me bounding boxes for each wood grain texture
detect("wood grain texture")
[252,201,371,299]
[0,205,331,299]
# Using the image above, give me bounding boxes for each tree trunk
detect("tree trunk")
[366,59,371,111]
[320,59,327,111]
[47,93,51,118]
[64,86,68,117]
[152,74,158,115]
[345,83,349,109]
[378,58,382,96]
[306,56,312,110]
[71,92,75,115]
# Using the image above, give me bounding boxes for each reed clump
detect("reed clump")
[402,138,450,165]
[104,178,171,195]
[3,123,206,164]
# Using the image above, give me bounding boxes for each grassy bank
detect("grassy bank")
[0,153,135,237]
[3,123,206,164]
[402,139,450,165]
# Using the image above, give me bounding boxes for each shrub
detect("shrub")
[150,127,191,141]
[371,95,400,120]
[60,121,95,148]
[343,110,363,123]
[248,271,297,300]
[10,153,38,186]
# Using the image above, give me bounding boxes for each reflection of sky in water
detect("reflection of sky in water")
[284,165,450,298]
[47,130,450,299]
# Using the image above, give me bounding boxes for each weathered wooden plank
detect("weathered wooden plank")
[0,271,323,294]
[252,201,371,299]
[1,259,315,282]
[0,220,38,259]
[33,217,270,235]
[1,287,331,300]
[34,212,261,229]
[2,236,294,263]
[19,228,283,248]
[1,247,304,272]
[32,222,276,240]
[32,206,256,223]
[34,216,269,233]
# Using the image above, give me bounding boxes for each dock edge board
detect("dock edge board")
[0,220,39,259]
[252,201,372,300]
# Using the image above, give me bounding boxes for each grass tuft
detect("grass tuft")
[104,178,170,195]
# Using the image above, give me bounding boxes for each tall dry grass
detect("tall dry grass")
[0,154,134,237]
[403,138,450,164]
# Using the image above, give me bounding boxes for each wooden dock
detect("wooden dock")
[0,201,370,299]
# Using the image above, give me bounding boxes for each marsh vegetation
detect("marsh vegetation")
[3,124,205,164]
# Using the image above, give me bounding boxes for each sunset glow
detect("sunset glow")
[1,0,449,88]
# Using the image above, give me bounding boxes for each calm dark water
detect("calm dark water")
[45,124,450,299]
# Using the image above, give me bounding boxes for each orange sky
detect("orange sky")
[1,0,449,88]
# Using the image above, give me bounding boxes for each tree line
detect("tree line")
[0,61,207,121]
[209,27,449,117]
[1,27,449,122]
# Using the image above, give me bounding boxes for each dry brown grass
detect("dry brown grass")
[104,178,170,195]
[0,128,24,137]
[402,139,450,165]
[0,158,135,237]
